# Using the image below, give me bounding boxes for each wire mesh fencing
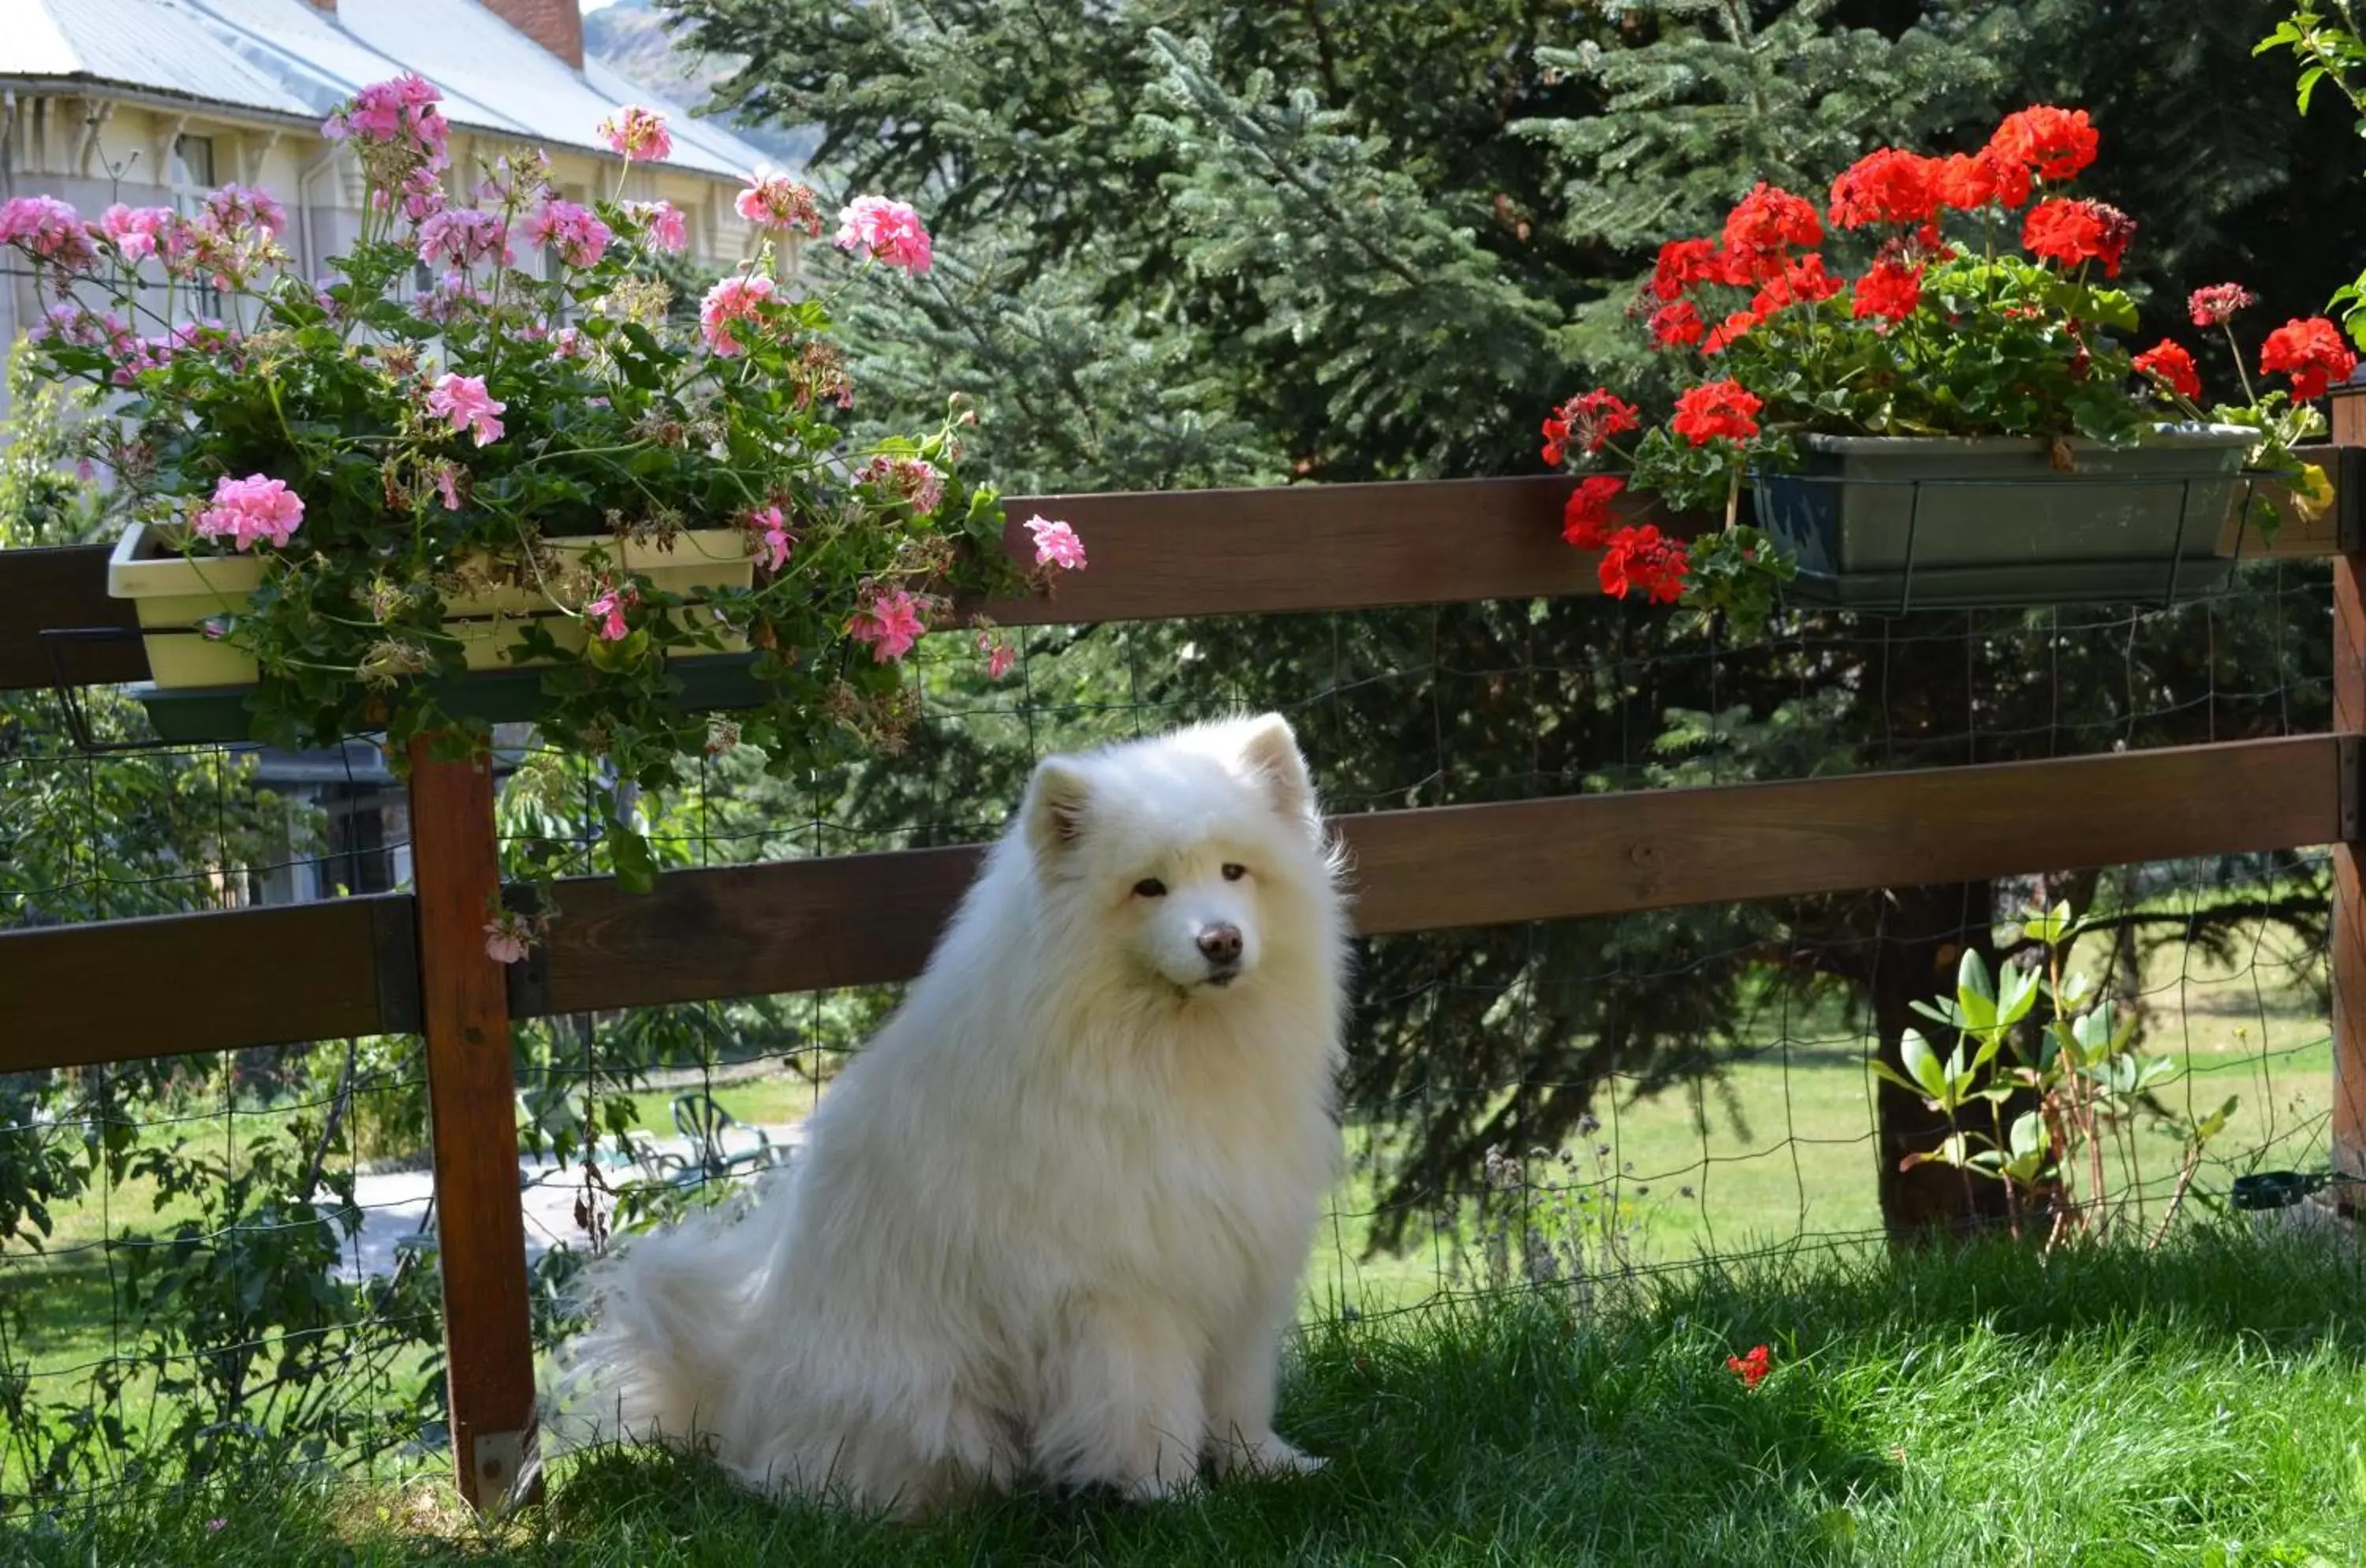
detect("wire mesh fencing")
[0,562,2346,1511]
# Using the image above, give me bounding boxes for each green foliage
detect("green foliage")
[0,340,102,547]
[1879,904,2244,1241]
[2039,0,2350,323]
[836,236,1283,495]
[2261,2,2366,347]
[1515,0,2017,384]
[1136,28,1567,478]
[0,1051,446,1501]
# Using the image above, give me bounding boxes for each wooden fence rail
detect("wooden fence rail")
[4,450,2364,1514]
[3,733,2339,1070]
[4,454,2355,693]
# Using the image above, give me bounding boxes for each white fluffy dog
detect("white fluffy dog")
[565,714,1349,1513]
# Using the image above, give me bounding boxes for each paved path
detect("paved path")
[338,1122,805,1281]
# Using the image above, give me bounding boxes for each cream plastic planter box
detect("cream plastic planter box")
[108,522,756,689]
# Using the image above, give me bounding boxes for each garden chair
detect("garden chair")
[670,1091,775,1180]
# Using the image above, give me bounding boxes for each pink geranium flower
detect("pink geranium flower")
[201,184,286,241]
[0,195,99,274]
[849,588,927,663]
[596,105,673,163]
[832,196,931,274]
[99,204,185,264]
[622,200,688,254]
[734,173,824,236]
[425,372,506,446]
[32,304,118,348]
[699,273,777,357]
[323,74,450,174]
[747,503,792,572]
[585,583,636,642]
[857,455,945,517]
[398,168,449,225]
[483,911,536,965]
[196,474,305,551]
[979,630,1017,680]
[524,198,613,269]
[416,208,511,268]
[1022,515,1087,571]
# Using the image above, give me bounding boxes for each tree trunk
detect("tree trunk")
[1869,880,2014,1240]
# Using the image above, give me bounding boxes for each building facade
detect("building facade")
[0,0,781,357]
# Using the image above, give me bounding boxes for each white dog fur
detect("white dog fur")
[563,713,1349,1514]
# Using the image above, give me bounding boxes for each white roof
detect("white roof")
[0,0,769,181]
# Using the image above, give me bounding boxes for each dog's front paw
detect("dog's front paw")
[1208,1432,1326,1479]
[1273,1444,1327,1477]
[1118,1464,1203,1504]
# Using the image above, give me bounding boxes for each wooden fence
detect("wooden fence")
[5,426,2366,1511]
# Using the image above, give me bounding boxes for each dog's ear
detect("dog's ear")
[1025,757,1092,858]
[1237,713,1315,825]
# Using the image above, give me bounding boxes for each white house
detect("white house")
[0,0,782,357]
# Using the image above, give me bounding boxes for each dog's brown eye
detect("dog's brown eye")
[1133,878,1167,898]
[1222,863,1247,882]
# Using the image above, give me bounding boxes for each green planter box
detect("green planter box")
[1752,425,2258,610]
[131,654,774,745]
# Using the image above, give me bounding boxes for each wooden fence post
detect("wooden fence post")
[408,739,540,1510]
[2328,390,2366,1211]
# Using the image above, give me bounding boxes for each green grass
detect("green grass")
[15,1231,2365,1566]
[613,1073,822,1139]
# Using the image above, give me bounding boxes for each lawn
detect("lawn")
[14,1231,2365,1566]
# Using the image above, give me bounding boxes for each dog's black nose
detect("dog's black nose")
[1196,924,1243,966]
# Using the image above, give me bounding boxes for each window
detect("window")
[321,789,399,898]
[169,133,215,191]
[170,134,222,315]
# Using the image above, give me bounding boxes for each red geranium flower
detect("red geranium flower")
[1598,524,1688,604]
[1929,152,1991,211]
[2188,282,2259,329]
[1749,253,1843,318]
[1981,147,2034,209]
[2260,316,2359,401]
[1671,379,1763,446]
[1703,310,1760,355]
[1542,389,1643,465]
[1651,237,1725,301]
[1649,299,1707,349]
[1829,148,1939,229]
[2021,198,2134,277]
[1988,105,2099,185]
[1929,149,2025,211]
[2131,339,2200,400]
[1562,474,1626,550]
[1721,183,1822,282]
[1726,1343,1771,1390]
[1850,259,1923,323]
